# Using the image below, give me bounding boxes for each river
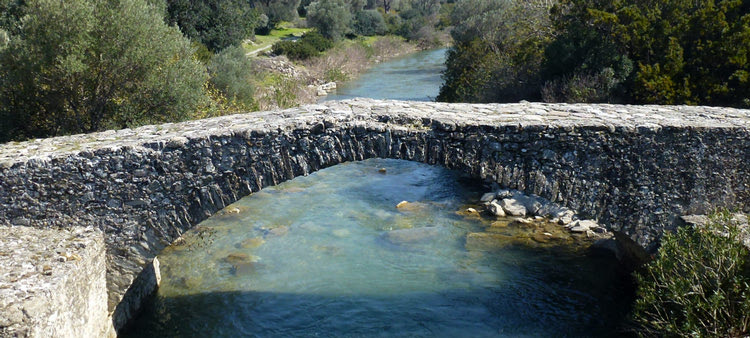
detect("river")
[124,159,633,337]
[322,48,448,102]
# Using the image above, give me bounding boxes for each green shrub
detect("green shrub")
[272,40,318,59]
[165,0,261,52]
[633,210,750,337]
[272,32,332,60]
[299,31,333,51]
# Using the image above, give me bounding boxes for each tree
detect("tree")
[0,0,209,142]
[208,45,257,110]
[353,9,386,36]
[438,0,553,102]
[306,0,353,40]
[0,0,24,34]
[545,0,750,107]
[252,0,301,33]
[166,0,261,52]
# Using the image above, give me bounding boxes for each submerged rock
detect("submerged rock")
[332,229,350,238]
[224,252,251,264]
[267,226,289,237]
[395,201,428,212]
[465,232,517,251]
[381,227,440,245]
[237,237,265,249]
[231,261,264,276]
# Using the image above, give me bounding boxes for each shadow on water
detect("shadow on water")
[123,248,636,338]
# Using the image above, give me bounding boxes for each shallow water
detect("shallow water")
[322,48,447,102]
[124,159,633,337]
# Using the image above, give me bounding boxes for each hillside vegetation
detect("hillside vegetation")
[438,0,750,108]
[0,0,451,142]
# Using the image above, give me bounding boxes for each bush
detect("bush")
[300,31,333,51]
[541,68,621,103]
[272,40,319,59]
[353,9,386,36]
[632,210,750,337]
[272,32,332,60]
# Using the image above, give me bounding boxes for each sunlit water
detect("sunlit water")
[322,48,447,102]
[124,159,633,337]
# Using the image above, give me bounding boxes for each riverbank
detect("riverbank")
[249,35,425,110]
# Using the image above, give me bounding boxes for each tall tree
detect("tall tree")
[438,0,553,102]
[306,0,353,40]
[0,0,209,141]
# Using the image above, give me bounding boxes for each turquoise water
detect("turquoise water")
[322,48,447,102]
[124,159,633,337]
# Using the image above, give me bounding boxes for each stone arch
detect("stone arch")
[1,99,748,334]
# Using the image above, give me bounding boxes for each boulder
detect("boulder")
[495,189,513,199]
[487,201,506,217]
[613,231,653,271]
[500,198,527,216]
[479,192,496,203]
[509,193,544,215]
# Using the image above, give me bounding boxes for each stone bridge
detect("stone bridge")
[1,99,749,336]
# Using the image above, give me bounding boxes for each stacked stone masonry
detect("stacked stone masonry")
[1,98,749,335]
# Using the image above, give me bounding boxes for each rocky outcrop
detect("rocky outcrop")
[0,98,749,334]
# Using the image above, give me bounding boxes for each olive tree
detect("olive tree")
[306,0,353,41]
[0,0,209,142]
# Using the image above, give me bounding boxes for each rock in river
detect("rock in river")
[500,198,527,217]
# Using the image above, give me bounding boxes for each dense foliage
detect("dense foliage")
[633,210,750,337]
[439,0,750,107]
[165,0,261,52]
[0,0,208,142]
[438,0,552,102]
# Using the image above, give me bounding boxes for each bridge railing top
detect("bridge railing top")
[1,98,748,168]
